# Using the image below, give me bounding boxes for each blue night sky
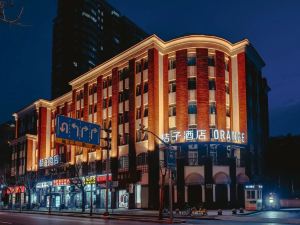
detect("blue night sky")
[0,0,300,136]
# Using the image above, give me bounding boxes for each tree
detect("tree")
[23,170,38,210]
[70,161,86,212]
[0,0,27,26]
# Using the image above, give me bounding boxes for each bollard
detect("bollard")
[217,209,222,215]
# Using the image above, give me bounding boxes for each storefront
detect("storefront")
[6,186,26,209]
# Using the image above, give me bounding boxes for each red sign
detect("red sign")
[6,186,25,194]
[53,179,70,186]
[97,174,112,183]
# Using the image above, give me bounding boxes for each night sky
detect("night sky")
[1,0,300,136]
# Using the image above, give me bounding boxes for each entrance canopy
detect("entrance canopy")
[214,172,231,184]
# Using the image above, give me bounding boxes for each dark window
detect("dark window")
[103,98,107,108]
[144,106,148,117]
[124,111,129,123]
[169,81,176,93]
[136,62,142,73]
[143,81,148,93]
[187,56,196,66]
[208,57,215,66]
[136,107,141,119]
[225,84,230,94]
[143,59,148,70]
[209,79,216,90]
[226,107,230,117]
[210,103,216,114]
[188,103,197,114]
[168,59,176,70]
[188,77,196,90]
[123,89,129,101]
[119,92,123,103]
[169,105,176,117]
[118,113,124,124]
[108,97,112,107]
[107,77,112,86]
[136,84,141,96]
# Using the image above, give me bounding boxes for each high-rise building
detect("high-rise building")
[51,0,148,99]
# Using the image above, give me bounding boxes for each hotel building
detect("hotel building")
[8,35,269,210]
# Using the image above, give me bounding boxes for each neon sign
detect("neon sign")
[39,155,60,168]
[161,129,246,144]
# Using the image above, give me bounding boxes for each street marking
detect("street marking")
[0,222,12,224]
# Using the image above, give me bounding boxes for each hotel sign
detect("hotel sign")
[56,115,101,148]
[39,155,60,168]
[161,129,246,144]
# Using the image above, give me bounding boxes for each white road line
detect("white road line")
[0,221,12,224]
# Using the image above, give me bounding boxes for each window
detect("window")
[169,81,176,93]
[136,129,148,142]
[123,89,129,101]
[119,156,129,169]
[144,105,148,117]
[107,77,112,86]
[119,68,129,80]
[124,111,129,123]
[209,79,216,90]
[168,59,176,70]
[143,59,148,70]
[208,56,215,66]
[136,107,141,119]
[225,83,230,94]
[210,103,216,114]
[188,151,198,166]
[119,92,123,103]
[136,84,141,96]
[136,62,142,73]
[188,103,197,114]
[89,105,93,114]
[118,113,124,124]
[225,62,229,71]
[169,105,176,117]
[103,79,108,89]
[187,56,196,66]
[226,107,230,117]
[108,97,112,107]
[137,153,148,166]
[103,98,107,108]
[188,77,196,90]
[143,81,148,93]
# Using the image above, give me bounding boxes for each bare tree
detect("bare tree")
[0,0,28,26]
[23,170,38,210]
[70,161,86,212]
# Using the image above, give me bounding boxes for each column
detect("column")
[184,186,188,203]
[213,184,216,202]
[227,184,231,202]
[196,48,209,140]
[201,185,205,202]
[175,49,188,142]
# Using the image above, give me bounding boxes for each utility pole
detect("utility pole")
[102,128,111,217]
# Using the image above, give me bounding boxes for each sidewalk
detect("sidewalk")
[0,208,257,221]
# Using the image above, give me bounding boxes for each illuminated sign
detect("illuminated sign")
[53,179,70,186]
[36,181,52,189]
[39,155,60,168]
[83,176,96,185]
[161,129,246,144]
[6,186,25,194]
[56,115,101,148]
[96,174,112,183]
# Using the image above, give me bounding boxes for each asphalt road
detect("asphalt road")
[0,210,300,225]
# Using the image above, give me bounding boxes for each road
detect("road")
[0,209,299,225]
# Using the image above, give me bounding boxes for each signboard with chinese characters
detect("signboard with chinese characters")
[166,148,176,169]
[96,174,112,183]
[161,129,246,144]
[36,181,52,189]
[56,115,101,148]
[6,186,25,194]
[83,176,96,185]
[53,179,70,186]
[39,155,60,168]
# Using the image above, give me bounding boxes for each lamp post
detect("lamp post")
[139,124,174,223]
[101,128,111,217]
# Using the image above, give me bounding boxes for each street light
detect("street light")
[100,127,111,217]
[139,124,174,223]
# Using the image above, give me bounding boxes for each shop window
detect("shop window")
[188,77,196,90]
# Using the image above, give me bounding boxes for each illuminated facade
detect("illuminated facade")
[9,35,269,210]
